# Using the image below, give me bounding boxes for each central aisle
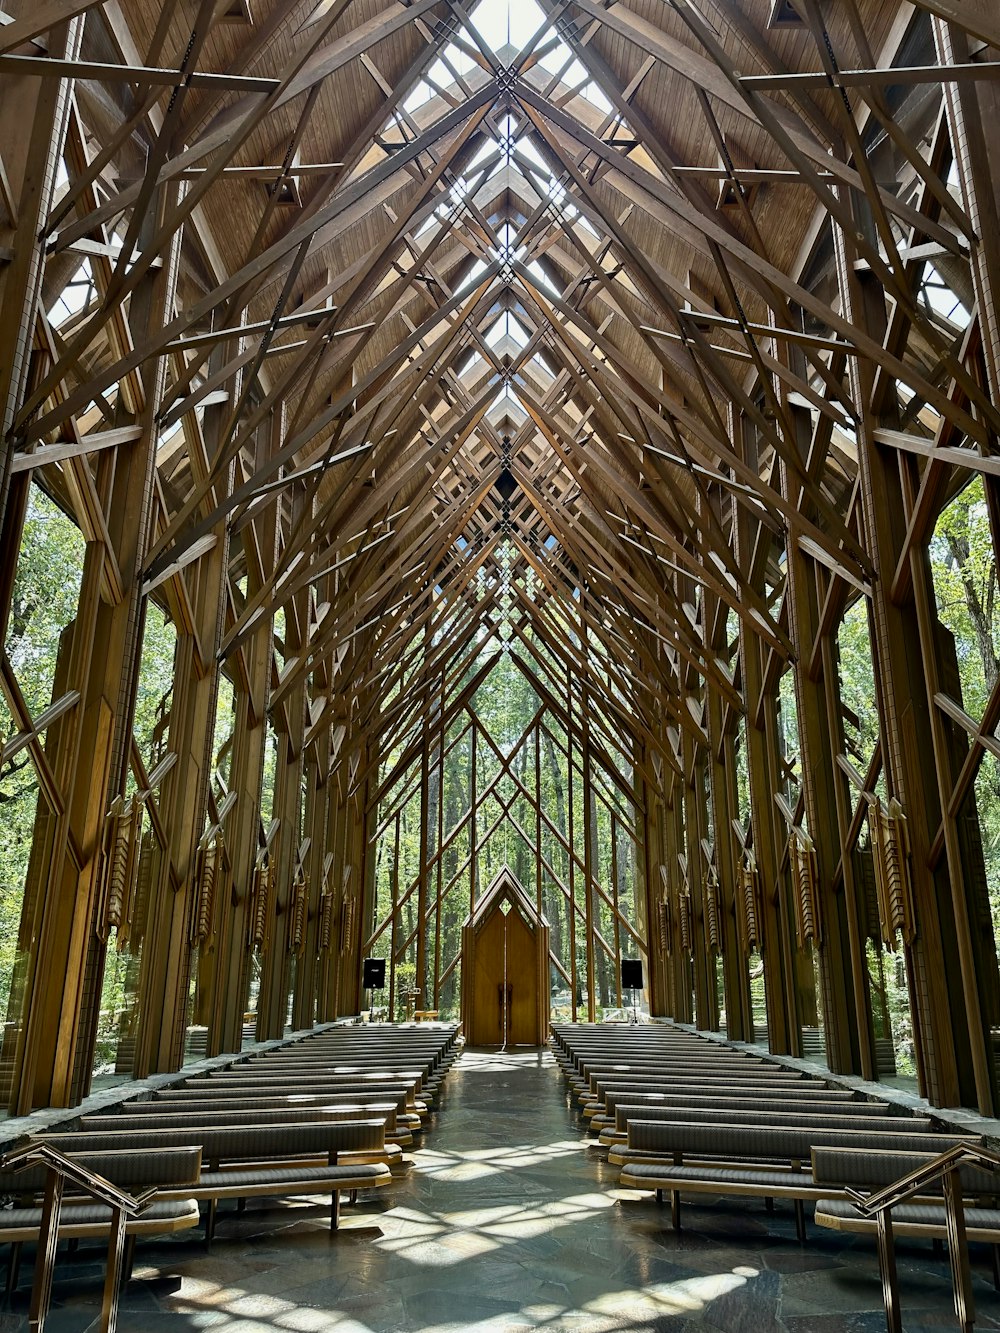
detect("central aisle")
[82,1046,994,1332]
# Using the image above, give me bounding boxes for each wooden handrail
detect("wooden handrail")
[844,1140,1000,1216]
[1,1142,156,1333]
[837,1140,1000,1333]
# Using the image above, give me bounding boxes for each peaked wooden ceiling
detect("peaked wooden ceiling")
[8,0,992,771]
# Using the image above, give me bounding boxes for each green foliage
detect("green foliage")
[930,477,998,720]
[130,602,177,776]
[372,621,642,1019]
[928,478,1000,956]
[1,486,86,1022]
[837,597,880,771]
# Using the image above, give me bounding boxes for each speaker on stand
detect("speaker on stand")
[362,958,386,1022]
[621,959,643,1024]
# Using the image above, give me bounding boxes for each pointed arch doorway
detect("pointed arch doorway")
[461,869,549,1046]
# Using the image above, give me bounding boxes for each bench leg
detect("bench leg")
[793,1199,806,1244]
[205,1198,218,1250]
[875,1211,902,1333]
[765,1196,774,1213]
[991,1243,1000,1293]
[330,1191,341,1233]
[670,1191,680,1232]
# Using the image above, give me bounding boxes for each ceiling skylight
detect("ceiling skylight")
[470,0,547,58]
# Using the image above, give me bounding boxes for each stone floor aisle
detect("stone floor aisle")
[19,1046,1000,1332]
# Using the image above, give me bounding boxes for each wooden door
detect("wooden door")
[468,902,540,1046]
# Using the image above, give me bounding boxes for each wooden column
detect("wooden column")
[782,402,864,1075]
[15,163,183,1108]
[833,223,976,1109]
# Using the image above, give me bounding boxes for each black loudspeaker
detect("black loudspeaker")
[362,958,386,990]
[621,959,643,991]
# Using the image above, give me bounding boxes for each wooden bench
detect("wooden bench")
[161,1076,427,1114]
[577,1073,810,1109]
[0,1146,202,1305]
[602,1105,922,1151]
[586,1087,885,1130]
[584,1083,870,1125]
[35,1120,393,1240]
[129,1090,422,1134]
[617,1122,977,1240]
[204,1066,428,1097]
[812,1146,1000,1332]
[78,1105,412,1152]
[812,1145,1000,1234]
[593,1096,894,1141]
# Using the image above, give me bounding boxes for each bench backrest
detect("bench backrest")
[608,1095,889,1123]
[602,1089,874,1114]
[0,1146,202,1195]
[595,1079,846,1102]
[144,1090,409,1114]
[812,1146,1000,1195]
[575,1055,769,1074]
[207,1067,423,1090]
[615,1105,927,1134]
[163,1078,415,1102]
[625,1119,976,1161]
[78,1104,397,1133]
[35,1119,386,1162]
[588,1067,805,1093]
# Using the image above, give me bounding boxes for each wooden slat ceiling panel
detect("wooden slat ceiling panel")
[20,0,967,732]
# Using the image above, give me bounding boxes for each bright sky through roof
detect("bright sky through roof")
[470,0,547,56]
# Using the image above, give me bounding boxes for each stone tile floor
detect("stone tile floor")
[7,1046,1000,1331]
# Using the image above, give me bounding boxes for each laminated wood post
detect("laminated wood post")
[292,745,326,1032]
[706,680,753,1042]
[318,759,350,1023]
[819,624,880,1082]
[134,343,237,1076]
[833,215,980,1110]
[203,423,279,1053]
[14,166,183,1109]
[682,729,714,1030]
[733,457,797,1056]
[582,679,597,1022]
[662,771,692,1024]
[637,740,664,1017]
[434,667,446,1010]
[257,508,309,1039]
[781,396,866,1075]
[415,701,431,1009]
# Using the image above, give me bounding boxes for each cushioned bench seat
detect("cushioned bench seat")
[0,1198,199,1244]
[168,1162,389,1230]
[815,1199,1000,1241]
[617,1124,978,1240]
[0,1146,203,1302]
[35,1121,393,1238]
[812,1146,1000,1240]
